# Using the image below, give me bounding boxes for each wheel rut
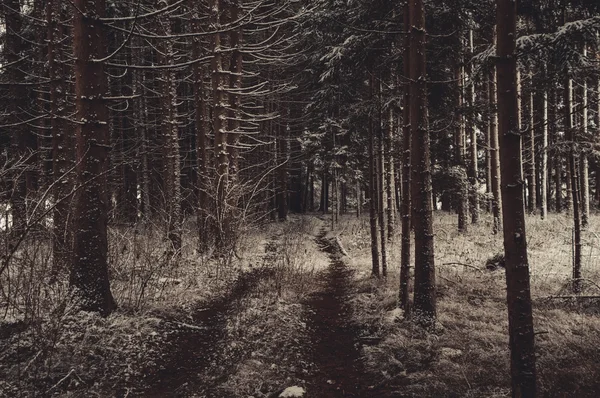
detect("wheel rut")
[303,228,366,397]
[142,266,273,397]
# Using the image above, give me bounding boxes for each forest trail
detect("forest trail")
[303,227,366,397]
[143,266,274,398]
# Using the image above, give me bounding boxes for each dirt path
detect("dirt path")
[143,266,273,397]
[303,228,366,397]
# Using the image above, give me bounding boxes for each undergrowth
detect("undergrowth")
[0,216,322,397]
[336,212,600,398]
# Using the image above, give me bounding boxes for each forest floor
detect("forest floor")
[2,213,600,397]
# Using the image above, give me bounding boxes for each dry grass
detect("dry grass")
[3,212,600,397]
[335,211,600,397]
[0,216,322,397]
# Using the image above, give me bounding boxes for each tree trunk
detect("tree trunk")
[192,0,209,250]
[580,50,589,228]
[212,0,230,249]
[581,157,589,227]
[456,57,468,233]
[410,0,436,326]
[227,0,243,180]
[489,60,502,234]
[369,76,380,277]
[540,86,548,219]
[468,29,479,224]
[48,0,74,277]
[386,108,396,241]
[496,0,537,394]
[163,15,182,254]
[356,179,362,218]
[484,76,492,212]
[277,112,289,221]
[596,68,600,209]
[70,0,117,316]
[565,76,582,293]
[565,158,572,214]
[377,82,387,277]
[399,0,412,314]
[527,77,536,214]
[555,157,563,213]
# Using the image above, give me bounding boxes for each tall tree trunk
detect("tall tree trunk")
[555,157,563,213]
[526,77,536,214]
[194,62,209,247]
[496,0,537,394]
[468,29,479,224]
[163,15,182,253]
[565,76,582,293]
[139,82,152,221]
[227,0,243,180]
[489,61,502,234]
[484,76,492,213]
[580,48,589,228]
[48,0,73,277]
[456,57,468,233]
[377,82,387,277]
[550,87,562,213]
[565,157,572,214]
[356,178,361,218]
[277,116,289,221]
[386,108,396,241]
[581,156,589,227]
[212,0,230,249]
[399,0,412,314]
[192,0,209,250]
[320,172,327,213]
[409,0,435,326]
[540,86,548,219]
[70,0,117,316]
[596,66,600,209]
[369,76,380,277]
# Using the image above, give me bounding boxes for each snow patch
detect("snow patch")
[279,386,306,397]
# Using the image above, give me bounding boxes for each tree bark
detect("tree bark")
[212,0,230,249]
[540,86,548,219]
[565,157,572,214]
[580,49,589,228]
[489,61,502,234]
[386,107,396,241]
[550,87,562,213]
[496,0,537,394]
[399,0,411,314]
[48,0,74,277]
[565,76,582,293]
[163,13,182,253]
[227,0,243,180]
[410,0,436,326]
[468,29,479,224]
[484,76,492,213]
[277,115,289,221]
[455,56,468,233]
[526,77,536,214]
[369,76,380,277]
[377,81,387,276]
[70,0,117,316]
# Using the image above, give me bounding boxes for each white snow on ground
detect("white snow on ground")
[279,386,306,397]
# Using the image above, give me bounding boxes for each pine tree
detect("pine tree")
[496,0,537,394]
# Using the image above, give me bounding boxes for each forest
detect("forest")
[0,0,599,396]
